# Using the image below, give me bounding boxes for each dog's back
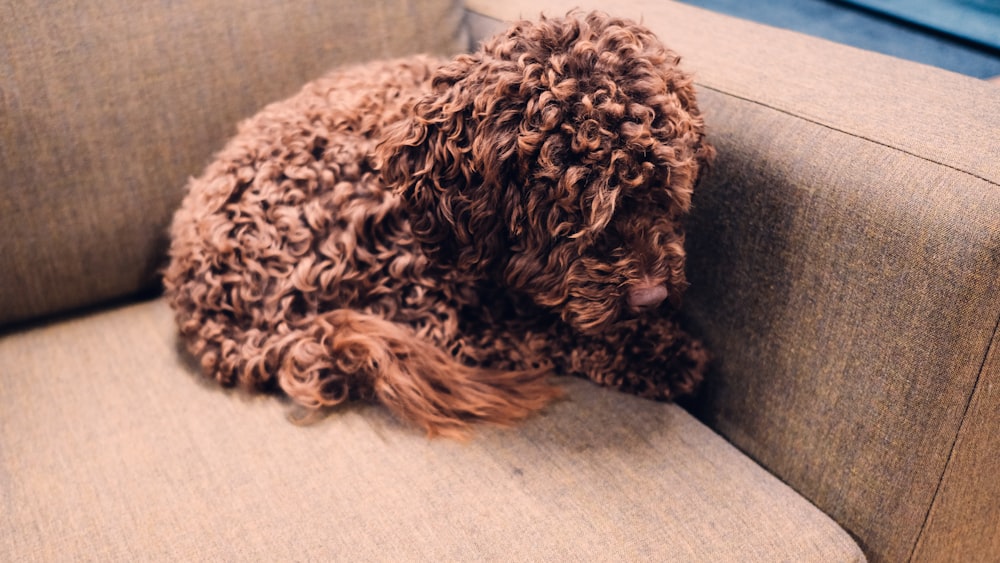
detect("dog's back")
[163,55,561,437]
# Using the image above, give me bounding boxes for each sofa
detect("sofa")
[2,0,997,560]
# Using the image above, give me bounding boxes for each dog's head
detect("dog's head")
[378,11,713,335]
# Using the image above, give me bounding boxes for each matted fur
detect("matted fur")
[164,12,714,438]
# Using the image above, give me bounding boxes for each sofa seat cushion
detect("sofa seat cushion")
[0,299,863,561]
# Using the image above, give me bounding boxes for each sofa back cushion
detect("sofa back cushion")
[0,0,467,328]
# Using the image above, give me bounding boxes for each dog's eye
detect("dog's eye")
[591,223,625,258]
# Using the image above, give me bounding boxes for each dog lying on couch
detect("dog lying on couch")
[163,11,714,437]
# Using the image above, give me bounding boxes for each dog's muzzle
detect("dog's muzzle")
[627,285,668,310]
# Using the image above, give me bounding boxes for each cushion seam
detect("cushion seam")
[908,304,1000,561]
[695,83,1000,188]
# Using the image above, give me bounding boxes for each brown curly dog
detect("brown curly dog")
[164,11,714,437]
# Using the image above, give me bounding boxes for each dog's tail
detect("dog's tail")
[265,309,563,438]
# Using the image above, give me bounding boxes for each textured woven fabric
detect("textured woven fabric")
[0,299,863,561]
[0,0,467,328]
[465,2,999,562]
[914,333,1000,562]
[684,91,999,563]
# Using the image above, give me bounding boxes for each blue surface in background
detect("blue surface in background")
[843,0,1000,51]
[676,0,1000,78]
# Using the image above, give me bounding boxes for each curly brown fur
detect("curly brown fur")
[164,12,714,438]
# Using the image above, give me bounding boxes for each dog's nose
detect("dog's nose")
[627,285,668,309]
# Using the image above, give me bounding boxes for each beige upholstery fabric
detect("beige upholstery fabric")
[464,2,999,562]
[685,90,998,563]
[0,299,863,561]
[914,335,1000,562]
[0,0,467,328]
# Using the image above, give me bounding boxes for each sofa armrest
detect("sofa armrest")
[466,2,1000,561]
[683,83,999,563]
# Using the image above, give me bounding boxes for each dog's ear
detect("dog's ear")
[377,54,518,275]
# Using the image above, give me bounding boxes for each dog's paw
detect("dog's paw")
[625,332,708,400]
[571,317,708,401]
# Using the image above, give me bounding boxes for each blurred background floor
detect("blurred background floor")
[675,0,1000,81]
